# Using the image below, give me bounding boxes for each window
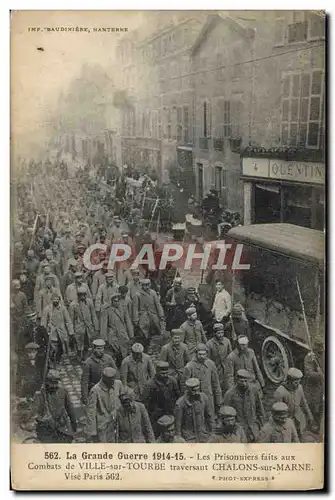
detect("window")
[177,107,182,142]
[308,12,325,39]
[231,97,243,137]
[224,101,231,137]
[203,101,207,137]
[281,70,324,148]
[197,163,204,200]
[274,17,286,46]
[232,45,243,79]
[215,166,227,204]
[288,12,308,43]
[167,109,171,140]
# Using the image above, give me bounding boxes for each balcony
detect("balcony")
[213,138,225,152]
[199,137,209,150]
[230,137,242,153]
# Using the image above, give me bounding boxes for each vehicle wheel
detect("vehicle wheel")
[22,436,40,444]
[261,335,290,384]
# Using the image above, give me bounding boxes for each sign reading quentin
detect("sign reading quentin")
[242,158,325,185]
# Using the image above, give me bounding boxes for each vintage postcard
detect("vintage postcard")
[10,10,325,491]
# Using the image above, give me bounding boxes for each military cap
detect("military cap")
[45,249,53,256]
[25,342,40,350]
[27,249,35,257]
[44,275,53,281]
[121,233,129,237]
[92,338,105,347]
[26,309,37,319]
[131,268,140,274]
[131,343,144,353]
[52,292,60,299]
[173,277,182,283]
[105,271,115,278]
[113,216,121,220]
[213,323,224,331]
[102,367,117,378]
[232,303,244,312]
[41,261,49,268]
[110,291,121,300]
[237,335,249,345]
[185,307,196,316]
[77,286,87,295]
[219,406,237,418]
[119,388,135,401]
[156,361,169,370]
[185,378,200,389]
[272,402,288,413]
[287,367,303,379]
[46,370,61,381]
[68,258,78,267]
[187,286,196,292]
[157,415,175,428]
[140,278,151,285]
[196,343,208,352]
[171,329,184,337]
[74,271,83,278]
[236,369,251,379]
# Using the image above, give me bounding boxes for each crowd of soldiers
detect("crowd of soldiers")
[11,158,324,445]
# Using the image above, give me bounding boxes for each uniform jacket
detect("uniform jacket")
[182,358,222,412]
[120,353,156,398]
[11,290,28,317]
[36,286,62,318]
[208,424,247,443]
[165,287,187,306]
[69,298,99,346]
[41,302,74,341]
[180,320,207,356]
[91,269,107,299]
[223,384,265,441]
[61,269,76,295]
[133,289,165,337]
[81,353,118,404]
[303,352,324,409]
[258,417,299,443]
[95,283,119,341]
[175,392,214,443]
[34,273,60,304]
[116,401,155,443]
[85,379,124,442]
[35,386,77,437]
[226,348,265,390]
[159,342,190,379]
[273,383,313,436]
[107,304,134,356]
[141,375,180,423]
[206,337,232,387]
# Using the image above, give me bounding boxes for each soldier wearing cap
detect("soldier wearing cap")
[141,360,180,437]
[91,260,108,299]
[165,277,187,331]
[95,271,119,340]
[81,339,118,405]
[303,336,324,428]
[65,271,92,306]
[106,291,134,364]
[120,343,156,400]
[223,369,265,442]
[182,343,222,415]
[85,366,124,442]
[23,249,39,281]
[116,389,155,443]
[41,293,74,366]
[225,335,265,393]
[175,378,215,442]
[159,329,190,385]
[228,303,251,341]
[34,264,60,304]
[109,217,122,243]
[61,258,78,295]
[132,278,165,347]
[16,342,44,400]
[127,268,142,302]
[206,323,232,394]
[36,275,62,319]
[156,415,185,443]
[258,402,299,443]
[35,369,77,443]
[180,307,207,356]
[273,367,314,440]
[209,406,247,443]
[184,286,211,327]
[69,285,99,362]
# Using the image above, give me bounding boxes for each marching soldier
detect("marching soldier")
[206,323,232,394]
[69,286,99,362]
[107,291,134,364]
[175,378,214,443]
[85,367,124,442]
[95,271,119,340]
[165,277,187,331]
[116,390,155,443]
[258,402,299,443]
[209,406,247,443]
[156,415,185,443]
[120,343,155,400]
[159,329,190,385]
[65,271,92,306]
[180,307,207,356]
[81,339,117,405]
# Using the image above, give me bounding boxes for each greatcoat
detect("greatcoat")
[68,298,99,351]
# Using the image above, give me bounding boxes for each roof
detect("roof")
[227,223,324,266]
[190,13,255,57]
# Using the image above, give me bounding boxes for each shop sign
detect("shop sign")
[242,157,324,185]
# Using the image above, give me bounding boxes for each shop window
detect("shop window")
[183,106,189,143]
[283,185,312,228]
[215,166,227,205]
[274,17,286,46]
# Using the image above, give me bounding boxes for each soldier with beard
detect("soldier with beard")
[165,277,187,332]
[69,286,99,362]
[156,415,185,443]
[209,406,247,443]
[175,378,214,443]
[81,339,117,406]
[107,292,133,365]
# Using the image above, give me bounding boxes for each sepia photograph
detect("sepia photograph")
[10,9,325,491]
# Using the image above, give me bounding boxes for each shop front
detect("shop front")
[242,156,325,230]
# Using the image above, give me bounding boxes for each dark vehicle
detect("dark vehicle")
[226,223,324,384]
